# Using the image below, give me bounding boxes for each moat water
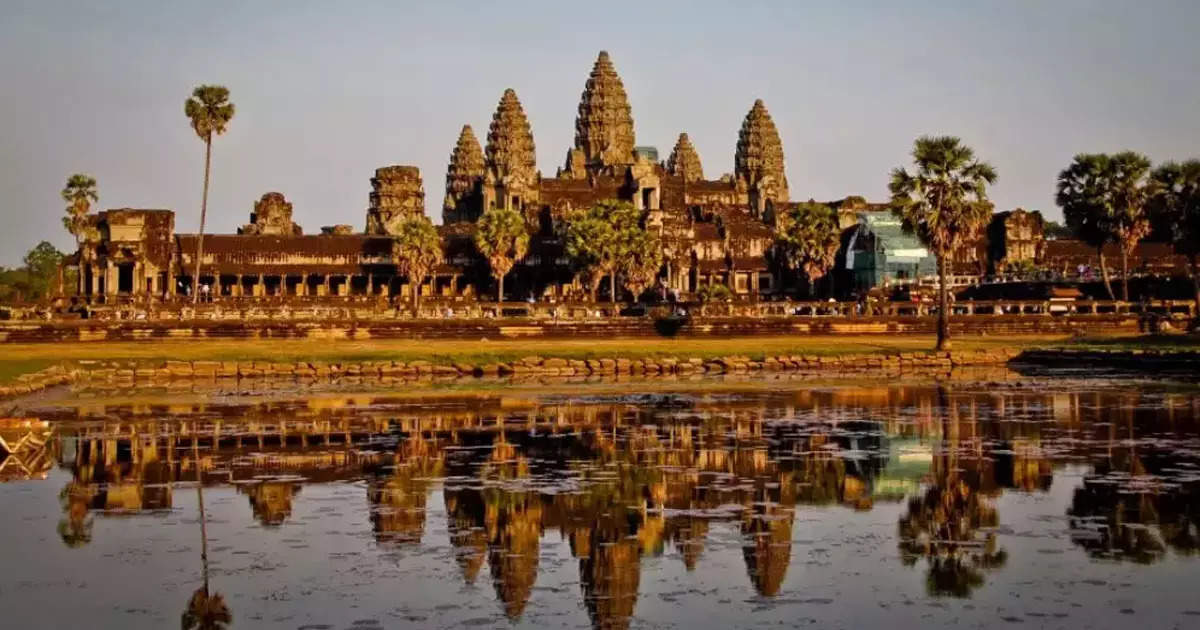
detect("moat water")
[2,373,1200,629]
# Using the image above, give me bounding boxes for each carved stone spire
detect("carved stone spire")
[443,124,486,222]
[667,133,704,182]
[485,89,537,187]
[734,99,789,205]
[573,50,635,174]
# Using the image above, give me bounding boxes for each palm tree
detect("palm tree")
[1057,152,1152,301]
[1108,152,1153,301]
[889,136,997,350]
[1149,159,1200,327]
[620,229,663,302]
[391,215,443,314]
[775,201,841,298]
[473,206,529,303]
[564,200,642,302]
[60,174,98,246]
[184,85,235,304]
[1057,154,1117,299]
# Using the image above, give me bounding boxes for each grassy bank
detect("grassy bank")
[0,334,1049,378]
[2,332,1195,385]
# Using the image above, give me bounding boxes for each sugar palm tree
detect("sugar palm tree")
[1149,159,1200,327]
[60,174,98,245]
[392,215,443,314]
[564,200,642,302]
[1107,152,1152,301]
[619,229,663,302]
[1057,152,1152,301]
[889,136,997,351]
[184,85,235,304]
[775,201,841,298]
[473,206,529,303]
[1057,154,1117,299]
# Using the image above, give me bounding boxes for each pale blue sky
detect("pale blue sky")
[1,0,1197,265]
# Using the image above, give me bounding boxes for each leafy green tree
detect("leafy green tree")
[473,206,529,302]
[0,242,64,302]
[564,199,645,302]
[391,215,443,313]
[60,174,98,245]
[619,229,663,302]
[775,201,841,298]
[889,136,997,350]
[1056,152,1153,301]
[1149,159,1200,327]
[184,85,235,304]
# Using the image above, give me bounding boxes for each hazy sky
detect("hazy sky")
[1,0,1198,266]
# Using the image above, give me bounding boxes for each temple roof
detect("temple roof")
[734,99,788,200]
[574,51,636,170]
[485,89,537,186]
[667,133,704,182]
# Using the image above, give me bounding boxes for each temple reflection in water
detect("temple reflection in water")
[6,382,1200,628]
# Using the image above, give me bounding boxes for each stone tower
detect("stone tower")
[734,99,789,213]
[443,125,486,223]
[240,192,302,235]
[365,165,426,235]
[566,51,636,178]
[666,133,704,182]
[484,88,538,212]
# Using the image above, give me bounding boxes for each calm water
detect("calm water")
[3,376,1200,629]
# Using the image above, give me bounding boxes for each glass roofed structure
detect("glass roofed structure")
[844,211,937,291]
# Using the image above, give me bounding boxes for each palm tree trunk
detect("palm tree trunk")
[192,134,213,306]
[936,245,951,351]
[1120,247,1130,302]
[411,274,420,316]
[1098,249,1115,300]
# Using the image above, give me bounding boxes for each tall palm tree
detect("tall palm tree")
[1149,159,1200,328]
[1057,154,1117,299]
[775,201,841,298]
[1107,152,1152,301]
[889,136,997,350]
[184,85,235,305]
[60,173,98,245]
[1057,152,1152,301]
[473,206,529,303]
[392,215,443,314]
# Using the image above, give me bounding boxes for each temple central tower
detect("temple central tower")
[563,51,636,178]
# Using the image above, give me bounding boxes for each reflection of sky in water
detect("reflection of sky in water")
[2,380,1200,629]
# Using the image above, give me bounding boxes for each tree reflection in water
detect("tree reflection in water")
[26,383,1200,626]
[897,386,1007,598]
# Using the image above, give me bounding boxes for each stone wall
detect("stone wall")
[0,314,1141,344]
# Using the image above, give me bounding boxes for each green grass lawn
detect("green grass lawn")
[2,332,1193,385]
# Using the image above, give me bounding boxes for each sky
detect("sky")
[1,0,1198,266]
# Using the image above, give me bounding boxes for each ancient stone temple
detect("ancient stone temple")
[365,166,426,236]
[483,89,539,215]
[735,99,790,217]
[239,192,302,236]
[443,125,486,223]
[563,50,636,178]
[666,133,704,182]
[69,49,1105,307]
